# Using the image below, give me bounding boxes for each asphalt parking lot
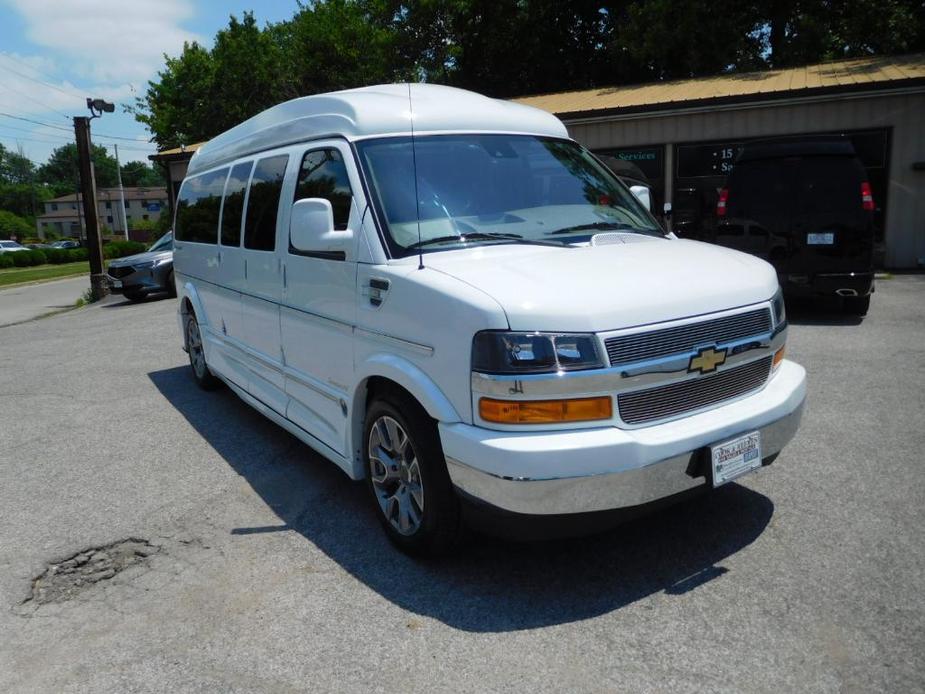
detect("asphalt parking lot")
[1,276,923,693]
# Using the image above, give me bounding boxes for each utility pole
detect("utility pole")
[73,98,115,301]
[74,114,107,300]
[113,143,129,240]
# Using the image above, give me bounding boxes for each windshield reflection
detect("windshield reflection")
[356,135,663,257]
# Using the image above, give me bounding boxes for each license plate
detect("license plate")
[807,232,834,245]
[110,279,122,288]
[711,431,762,487]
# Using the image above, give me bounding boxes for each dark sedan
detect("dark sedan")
[107,232,175,302]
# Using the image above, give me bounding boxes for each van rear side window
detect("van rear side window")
[221,161,253,247]
[244,155,289,251]
[175,168,228,244]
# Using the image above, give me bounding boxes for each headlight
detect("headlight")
[771,288,786,374]
[472,331,604,374]
[772,288,786,325]
[132,260,155,270]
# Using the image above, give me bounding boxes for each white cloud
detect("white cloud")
[6,0,202,85]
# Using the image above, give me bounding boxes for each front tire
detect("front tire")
[364,389,461,556]
[166,270,177,298]
[124,290,146,303]
[185,313,220,390]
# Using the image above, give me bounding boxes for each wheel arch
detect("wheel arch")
[347,356,461,480]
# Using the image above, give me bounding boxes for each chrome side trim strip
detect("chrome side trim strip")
[203,327,284,375]
[280,304,353,334]
[283,366,343,403]
[355,327,434,356]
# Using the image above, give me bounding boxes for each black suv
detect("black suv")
[715,137,875,315]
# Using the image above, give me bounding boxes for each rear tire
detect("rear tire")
[363,388,462,557]
[843,295,870,316]
[185,313,221,390]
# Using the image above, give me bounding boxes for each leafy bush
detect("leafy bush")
[66,248,89,262]
[0,254,14,269]
[44,248,67,264]
[27,249,47,265]
[103,240,147,259]
[12,251,33,267]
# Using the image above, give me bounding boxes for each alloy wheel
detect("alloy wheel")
[368,415,424,536]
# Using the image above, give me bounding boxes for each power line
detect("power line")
[0,62,86,101]
[0,77,72,120]
[0,53,87,99]
[0,131,153,154]
[0,111,72,132]
[0,111,153,144]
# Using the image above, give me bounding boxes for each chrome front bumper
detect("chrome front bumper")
[441,360,806,516]
[445,401,802,515]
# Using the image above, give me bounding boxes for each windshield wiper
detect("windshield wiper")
[406,232,566,250]
[547,221,661,236]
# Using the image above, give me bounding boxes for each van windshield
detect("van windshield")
[356,135,663,257]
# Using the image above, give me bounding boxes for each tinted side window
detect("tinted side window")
[175,169,228,243]
[221,161,253,246]
[295,149,353,230]
[244,155,289,251]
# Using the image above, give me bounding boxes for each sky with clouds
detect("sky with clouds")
[0,0,297,166]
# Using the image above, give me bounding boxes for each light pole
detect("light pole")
[73,97,114,300]
[113,143,129,240]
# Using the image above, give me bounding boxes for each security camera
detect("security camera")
[86,98,115,113]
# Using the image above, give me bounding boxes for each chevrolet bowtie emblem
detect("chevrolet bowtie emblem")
[689,346,727,374]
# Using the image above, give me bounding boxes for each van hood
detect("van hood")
[423,238,779,332]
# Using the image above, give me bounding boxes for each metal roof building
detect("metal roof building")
[515,53,925,268]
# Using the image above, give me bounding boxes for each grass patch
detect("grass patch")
[0,261,92,288]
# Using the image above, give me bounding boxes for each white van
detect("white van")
[173,84,806,555]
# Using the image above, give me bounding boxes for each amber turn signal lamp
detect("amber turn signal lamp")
[773,346,786,369]
[479,396,613,424]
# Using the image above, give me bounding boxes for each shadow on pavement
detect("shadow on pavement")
[103,292,174,308]
[149,365,774,633]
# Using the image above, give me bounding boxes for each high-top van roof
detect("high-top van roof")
[735,136,858,164]
[187,83,568,177]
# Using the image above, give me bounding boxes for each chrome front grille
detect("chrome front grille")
[605,308,772,366]
[617,356,773,425]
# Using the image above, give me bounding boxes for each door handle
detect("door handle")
[366,278,390,307]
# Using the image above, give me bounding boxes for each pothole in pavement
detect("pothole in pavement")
[22,538,160,606]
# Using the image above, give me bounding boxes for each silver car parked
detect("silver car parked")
[106,232,176,302]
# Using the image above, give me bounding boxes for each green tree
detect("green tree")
[283,0,408,93]
[0,143,37,184]
[133,13,292,147]
[120,161,165,187]
[0,209,33,239]
[762,0,925,68]
[36,143,119,194]
[0,183,51,221]
[133,0,925,149]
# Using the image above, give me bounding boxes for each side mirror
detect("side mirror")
[290,198,353,257]
[629,185,651,211]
